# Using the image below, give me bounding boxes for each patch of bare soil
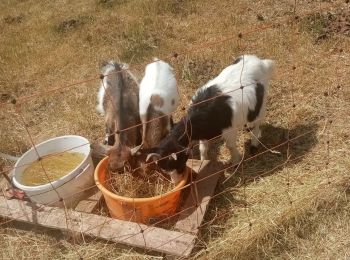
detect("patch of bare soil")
[327,10,350,37]
[301,10,350,43]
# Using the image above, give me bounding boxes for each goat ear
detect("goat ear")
[170,153,177,161]
[146,153,161,163]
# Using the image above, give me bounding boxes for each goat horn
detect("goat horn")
[146,153,161,163]
[170,153,177,160]
[130,143,143,155]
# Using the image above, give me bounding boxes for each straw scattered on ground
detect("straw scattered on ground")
[0,0,349,259]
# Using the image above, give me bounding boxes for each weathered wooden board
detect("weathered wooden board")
[74,190,102,213]
[0,196,196,257]
[0,177,9,191]
[0,170,13,189]
[90,142,110,168]
[175,160,224,234]
[0,159,223,257]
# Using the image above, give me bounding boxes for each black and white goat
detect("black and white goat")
[146,54,275,183]
[96,61,142,172]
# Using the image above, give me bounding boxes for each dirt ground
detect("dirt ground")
[0,0,349,259]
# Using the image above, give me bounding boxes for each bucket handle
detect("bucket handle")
[75,163,91,179]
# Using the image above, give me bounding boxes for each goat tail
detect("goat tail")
[100,60,123,74]
[262,59,276,76]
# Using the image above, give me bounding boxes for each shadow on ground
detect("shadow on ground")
[191,122,319,253]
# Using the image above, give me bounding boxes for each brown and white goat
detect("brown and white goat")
[138,59,179,149]
[96,61,142,172]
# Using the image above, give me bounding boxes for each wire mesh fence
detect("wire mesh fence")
[0,0,348,258]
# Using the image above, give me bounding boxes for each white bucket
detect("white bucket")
[12,135,95,208]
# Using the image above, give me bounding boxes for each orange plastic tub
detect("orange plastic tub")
[94,156,189,224]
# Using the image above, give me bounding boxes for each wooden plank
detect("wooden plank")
[0,196,196,257]
[0,170,13,190]
[0,177,9,191]
[90,142,110,168]
[175,159,224,234]
[74,190,102,213]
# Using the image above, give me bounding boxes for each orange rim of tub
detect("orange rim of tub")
[94,156,189,224]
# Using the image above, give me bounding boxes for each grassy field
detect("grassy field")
[0,0,349,259]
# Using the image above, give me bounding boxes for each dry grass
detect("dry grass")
[0,0,349,259]
[108,169,175,198]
